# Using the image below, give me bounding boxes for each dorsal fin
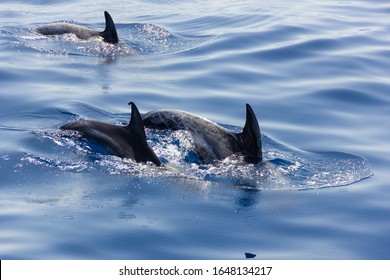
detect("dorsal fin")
[100,11,119,44]
[239,104,262,163]
[127,102,147,141]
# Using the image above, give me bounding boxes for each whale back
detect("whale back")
[143,104,262,164]
[36,23,99,39]
[36,11,118,44]
[60,102,161,166]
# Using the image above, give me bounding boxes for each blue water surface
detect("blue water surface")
[0,0,389,259]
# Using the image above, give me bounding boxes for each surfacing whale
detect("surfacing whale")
[60,102,161,166]
[36,11,119,44]
[143,104,262,164]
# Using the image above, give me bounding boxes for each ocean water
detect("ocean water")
[0,0,389,259]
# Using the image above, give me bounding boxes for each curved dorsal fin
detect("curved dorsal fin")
[127,102,147,141]
[100,11,119,44]
[239,104,262,163]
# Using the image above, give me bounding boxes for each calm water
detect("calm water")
[0,0,389,259]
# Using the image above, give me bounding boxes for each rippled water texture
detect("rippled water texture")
[0,0,389,259]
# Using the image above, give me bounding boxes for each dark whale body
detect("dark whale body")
[36,11,119,44]
[60,102,161,166]
[143,104,262,164]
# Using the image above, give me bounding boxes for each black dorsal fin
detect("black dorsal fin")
[100,11,119,43]
[127,102,162,166]
[239,104,262,163]
[127,102,147,141]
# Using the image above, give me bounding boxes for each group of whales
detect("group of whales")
[60,102,263,167]
[35,12,263,166]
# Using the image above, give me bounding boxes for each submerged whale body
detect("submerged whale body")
[143,104,262,164]
[60,102,161,166]
[36,11,119,44]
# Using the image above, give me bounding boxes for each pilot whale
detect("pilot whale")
[60,102,161,166]
[142,104,262,164]
[36,11,119,44]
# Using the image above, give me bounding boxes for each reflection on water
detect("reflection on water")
[0,0,389,259]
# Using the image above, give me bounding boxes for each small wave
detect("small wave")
[126,23,213,55]
[21,154,92,172]
[314,88,384,106]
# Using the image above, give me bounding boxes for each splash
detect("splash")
[25,127,372,190]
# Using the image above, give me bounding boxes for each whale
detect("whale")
[60,102,161,166]
[142,104,262,164]
[36,11,119,44]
